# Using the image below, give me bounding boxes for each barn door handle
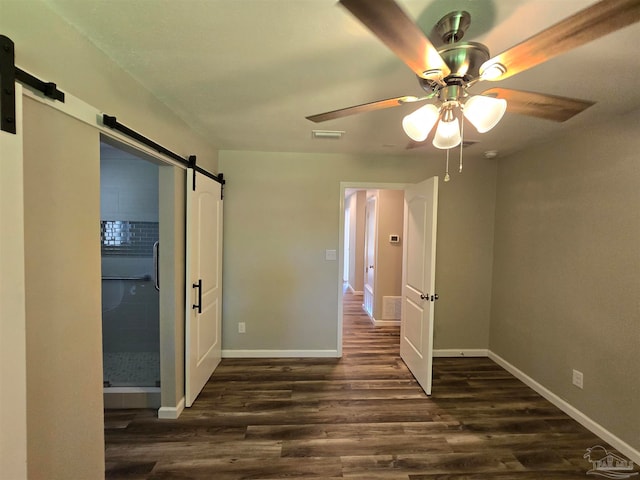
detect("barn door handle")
[192,279,202,313]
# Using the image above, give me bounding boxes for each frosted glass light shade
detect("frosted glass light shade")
[433,117,461,149]
[463,95,507,133]
[402,104,440,142]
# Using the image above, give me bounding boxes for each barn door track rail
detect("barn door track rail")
[1,34,65,134]
[1,34,224,198]
[102,114,224,198]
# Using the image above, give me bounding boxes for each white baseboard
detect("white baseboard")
[158,396,184,419]
[372,318,400,326]
[347,284,363,295]
[488,351,640,464]
[222,349,340,358]
[433,349,489,357]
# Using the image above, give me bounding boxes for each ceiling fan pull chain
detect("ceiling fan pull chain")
[459,110,464,173]
[444,148,451,182]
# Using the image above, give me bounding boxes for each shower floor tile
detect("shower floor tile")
[103,352,160,387]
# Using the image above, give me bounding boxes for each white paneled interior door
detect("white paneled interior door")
[185,169,223,407]
[363,195,377,318]
[400,176,438,395]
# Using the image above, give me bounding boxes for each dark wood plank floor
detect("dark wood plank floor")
[105,291,615,479]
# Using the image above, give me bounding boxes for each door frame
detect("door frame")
[99,135,181,412]
[21,84,220,419]
[337,182,406,357]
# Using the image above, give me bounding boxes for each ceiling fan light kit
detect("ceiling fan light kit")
[402,88,507,151]
[402,103,439,142]
[431,104,462,150]
[307,0,640,180]
[463,95,508,134]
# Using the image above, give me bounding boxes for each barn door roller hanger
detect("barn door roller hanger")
[1,34,65,135]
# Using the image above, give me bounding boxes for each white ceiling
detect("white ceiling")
[44,0,640,161]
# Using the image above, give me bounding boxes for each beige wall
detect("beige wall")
[1,0,218,173]
[372,189,404,320]
[346,193,358,291]
[158,166,187,409]
[219,150,497,352]
[346,191,366,293]
[23,98,105,479]
[490,109,640,450]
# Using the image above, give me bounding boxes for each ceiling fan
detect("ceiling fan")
[307,0,640,154]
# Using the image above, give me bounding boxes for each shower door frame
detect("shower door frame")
[100,144,162,392]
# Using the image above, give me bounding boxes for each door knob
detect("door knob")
[369,265,374,269]
[420,293,429,300]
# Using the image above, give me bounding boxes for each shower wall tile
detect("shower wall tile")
[101,150,160,387]
[101,280,159,354]
[100,155,158,222]
[118,328,159,353]
[101,220,158,257]
[101,188,119,214]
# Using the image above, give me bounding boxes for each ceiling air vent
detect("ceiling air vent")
[312,130,345,140]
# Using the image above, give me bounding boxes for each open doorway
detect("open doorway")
[99,135,183,413]
[339,178,440,395]
[338,183,406,354]
[100,140,161,408]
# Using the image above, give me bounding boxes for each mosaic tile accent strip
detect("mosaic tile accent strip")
[101,220,158,257]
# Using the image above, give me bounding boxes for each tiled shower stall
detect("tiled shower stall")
[100,143,160,408]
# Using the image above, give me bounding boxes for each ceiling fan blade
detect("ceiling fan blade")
[481,0,640,81]
[306,96,422,123]
[482,88,595,122]
[340,0,450,79]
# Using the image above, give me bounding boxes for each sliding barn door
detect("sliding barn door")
[400,176,438,395]
[185,169,223,407]
[0,83,27,479]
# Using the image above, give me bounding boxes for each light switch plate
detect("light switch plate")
[325,249,337,261]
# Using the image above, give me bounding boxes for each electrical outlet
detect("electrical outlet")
[238,322,246,334]
[572,369,584,389]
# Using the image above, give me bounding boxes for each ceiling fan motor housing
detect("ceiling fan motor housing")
[434,10,472,44]
[439,42,490,83]
[417,41,490,99]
